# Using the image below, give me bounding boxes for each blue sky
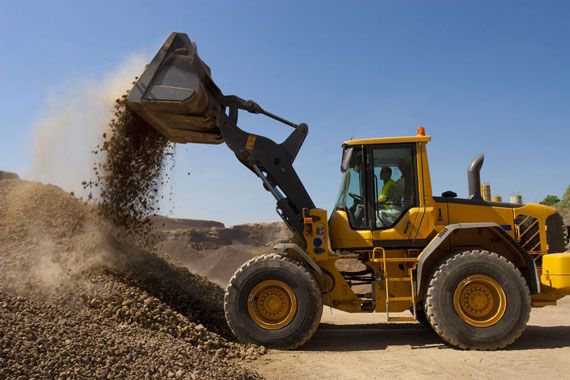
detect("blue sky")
[1,1,569,225]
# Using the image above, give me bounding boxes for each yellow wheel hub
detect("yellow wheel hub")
[453,275,507,327]
[247,280,297,330]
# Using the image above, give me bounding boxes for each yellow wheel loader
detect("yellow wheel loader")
[127,33,570,350]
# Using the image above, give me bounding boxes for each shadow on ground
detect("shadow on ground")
[512,325,570,350]
[302,323,570,352]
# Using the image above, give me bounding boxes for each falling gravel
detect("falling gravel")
[84,94,174,246]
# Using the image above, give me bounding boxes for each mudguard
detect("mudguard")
[416,222,540,297]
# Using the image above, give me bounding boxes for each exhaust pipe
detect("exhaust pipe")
[467,153,484,200]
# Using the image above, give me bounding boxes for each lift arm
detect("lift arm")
[218,96,315,241]
[126,33,315,242]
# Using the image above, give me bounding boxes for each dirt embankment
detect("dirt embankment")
[0,178,263,379]
[0,170,19,180]
[153,216,291,285]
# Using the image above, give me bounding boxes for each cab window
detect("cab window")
[335,147,367,229]
[371,145,417,229]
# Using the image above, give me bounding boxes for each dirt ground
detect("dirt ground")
[248,297,570,380]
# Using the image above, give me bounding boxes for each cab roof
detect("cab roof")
[343,135,432,146]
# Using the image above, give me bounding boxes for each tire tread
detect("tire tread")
[224,253,322,349]
[424,250,531,350]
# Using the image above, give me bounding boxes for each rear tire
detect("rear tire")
[224,253,323,349]
[425,250,530,350]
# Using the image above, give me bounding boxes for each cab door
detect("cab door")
[369,142,436,247]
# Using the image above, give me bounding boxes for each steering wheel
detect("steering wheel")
[348,192,364,202]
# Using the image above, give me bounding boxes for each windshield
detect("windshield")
[335,147,367,229]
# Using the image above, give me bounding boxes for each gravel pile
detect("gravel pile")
[0,293,260,379]
[0,178,263,379]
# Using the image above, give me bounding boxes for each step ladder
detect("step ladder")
[372,247,418,323]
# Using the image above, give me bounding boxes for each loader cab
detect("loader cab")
[330,132,437,249]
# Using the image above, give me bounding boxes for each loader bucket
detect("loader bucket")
[127,33,226,144]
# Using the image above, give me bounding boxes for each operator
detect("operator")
[377,167,396,208]
[377,157,413,227]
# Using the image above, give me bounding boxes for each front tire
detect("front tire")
[224,253,323,349]
[425,250,531,350]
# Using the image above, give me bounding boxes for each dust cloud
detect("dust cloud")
[0,179,112,305]
[29,54,147,197]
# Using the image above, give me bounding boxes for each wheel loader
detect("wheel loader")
[126,33,570,350]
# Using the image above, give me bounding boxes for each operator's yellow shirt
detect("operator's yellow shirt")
[378,179,396,206]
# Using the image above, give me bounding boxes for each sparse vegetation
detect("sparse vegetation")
[541,185,570,212]
[540,195,561,207]
[542,185,570,228]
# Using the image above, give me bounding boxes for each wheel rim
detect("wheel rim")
[247,280,298,330]
[453,275,507,327]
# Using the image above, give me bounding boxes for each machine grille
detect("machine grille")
[514,214,541,252]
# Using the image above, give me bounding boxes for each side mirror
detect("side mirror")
[341,147,354,173]
[442,190,457,198]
